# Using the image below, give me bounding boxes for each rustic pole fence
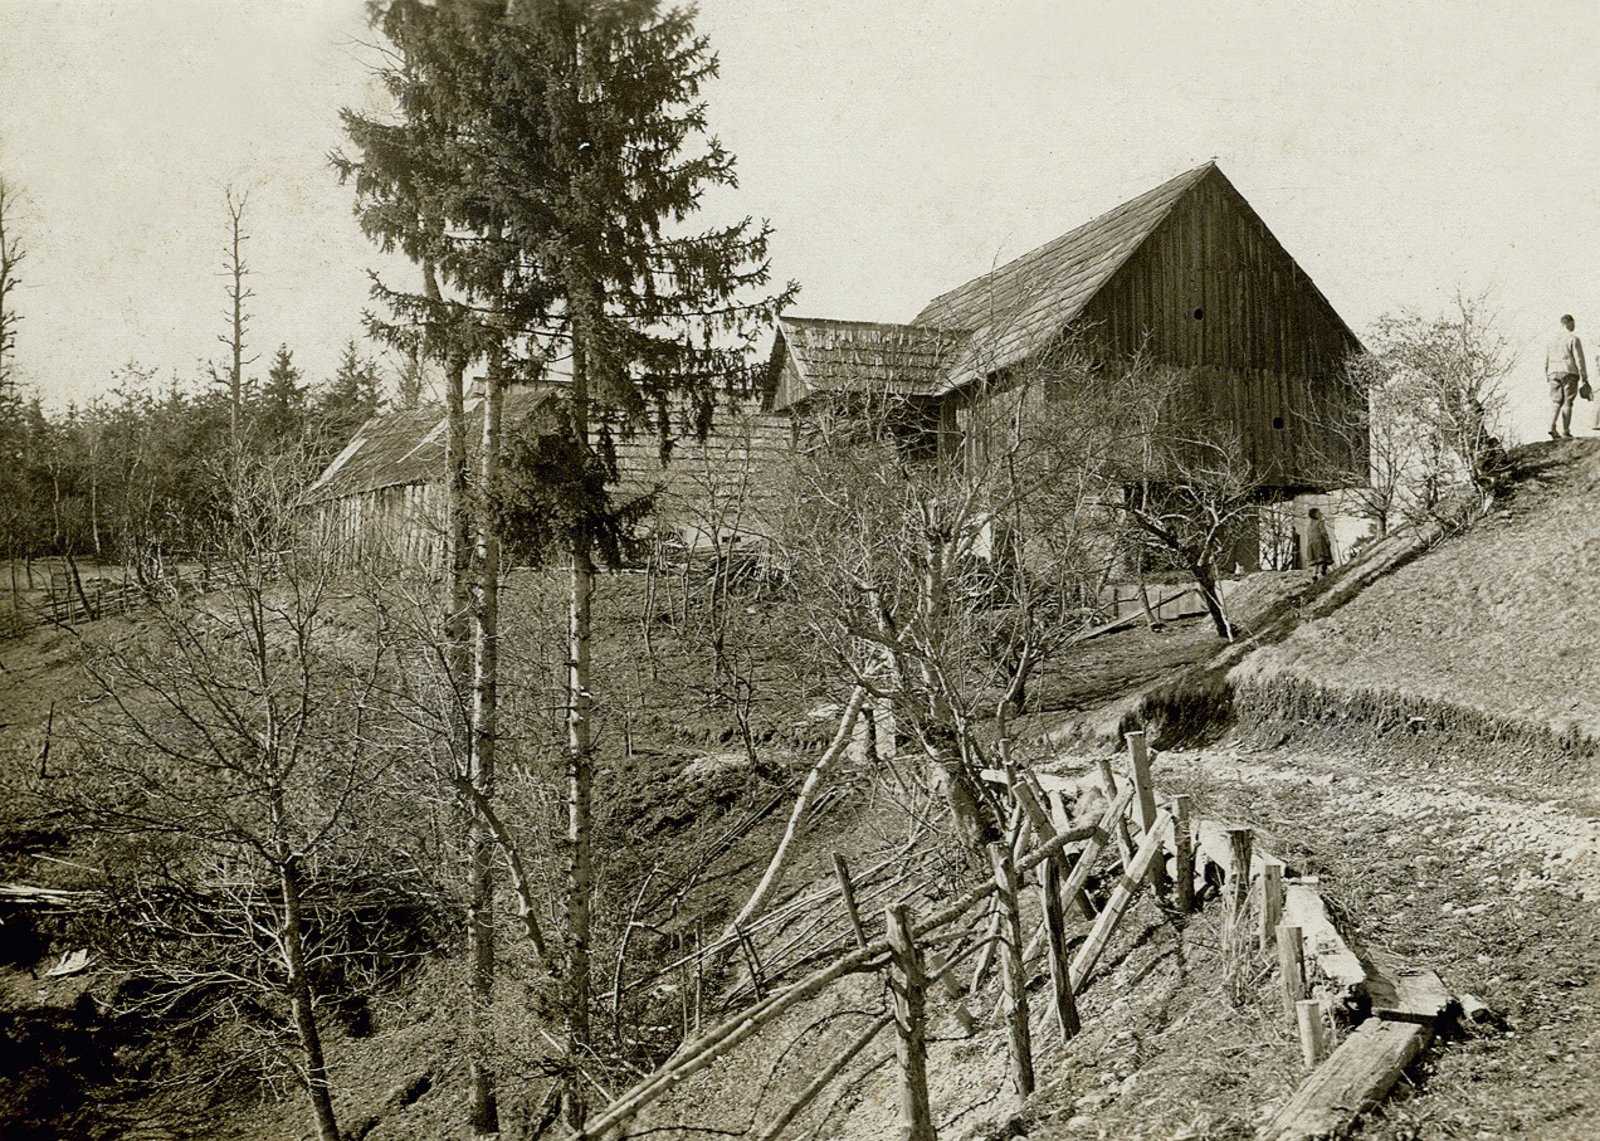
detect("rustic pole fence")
[1277,923,1307,1022]
[1258,859,1285,950]
[1040,855,1081,1038]
[885,904,935,1141]
[833,853,869,950]
[987,842,1034,1096]
[1296,998,1330,1070]
[1223,826,1254,1002]
[1125,731,1169,897]
[1173,793,1195,913]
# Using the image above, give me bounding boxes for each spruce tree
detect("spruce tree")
[255,344,308,450]
[316,340,385,453]
[338,1,792,1130]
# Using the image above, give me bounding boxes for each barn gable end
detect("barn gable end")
[774,162,1366,490]
[1075,165,1364,485]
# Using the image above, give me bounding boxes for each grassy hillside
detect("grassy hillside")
[1231,439,1600,753]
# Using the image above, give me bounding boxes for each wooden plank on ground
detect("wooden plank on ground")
[1282,883,1367,1005]
[1261,1018,1433,1141]
[1364,951,1452,1026]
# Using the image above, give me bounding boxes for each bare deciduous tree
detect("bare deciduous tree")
[64,454,419,1141]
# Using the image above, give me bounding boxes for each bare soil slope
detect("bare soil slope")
[1232,439,1600,748]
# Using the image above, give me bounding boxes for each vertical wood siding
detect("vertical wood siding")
[1076,173,1364,487]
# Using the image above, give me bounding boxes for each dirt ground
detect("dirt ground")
[755,727,1600,1141]
[5,444,1598,1139]
[1235,439,1600,744]
[1148,729,1600,1141]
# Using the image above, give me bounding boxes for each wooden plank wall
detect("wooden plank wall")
[310,404,797,572]
[313,481,444,571]
[609,410,798,551]
[1077,173,1364,488]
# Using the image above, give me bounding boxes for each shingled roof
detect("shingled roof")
[303,388,550,504]
[913,162,1215,387]
[767,163,1220,408]
[767,317,970,411]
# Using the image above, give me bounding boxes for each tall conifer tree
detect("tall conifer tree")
[338,1,792,1130]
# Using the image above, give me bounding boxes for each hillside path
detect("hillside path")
[1170,738,1600,1139]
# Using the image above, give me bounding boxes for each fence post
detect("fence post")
[1098,758,1136,869]
[1125,731,1168,896]
[1223,827,1254,1003]
[1277,924,1307,1024]
[1257,860,1285,951]
[1226,827,1254,912]
[1173,794,1195,913]
[987,842,1035,1096]
[833,853,869,950]
[1125,731,1157,831]
[1096,756,1119,797]
[1015,781,1094,920]
[1296,998,1330,1070]
[1041,856,1081,1038]
[885,904,935,1141]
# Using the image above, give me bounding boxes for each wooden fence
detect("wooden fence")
[585,732,1222,1139]
[585,730,1462,1140]
[0,717,1463,1138]
[6,563,243,632]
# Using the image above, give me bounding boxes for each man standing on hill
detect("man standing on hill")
[1544,314,1586,440]
[1306,507,1334,579]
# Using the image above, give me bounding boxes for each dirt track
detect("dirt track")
[1168,735,1600,1140]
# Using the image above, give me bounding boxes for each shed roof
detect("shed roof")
[913,162,1216,386]
[768,317,970,411]
[303,388,550,503]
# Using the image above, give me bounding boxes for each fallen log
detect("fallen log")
[1261,1018,1432,1140]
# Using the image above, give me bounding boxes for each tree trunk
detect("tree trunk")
[432,261,489,1135]
[564,299,596,1131]
[466,365,503,1138]
[64,551,95,621]
[279,856,340,1141]
[724,688,866,940]
[1192,559,1232,640]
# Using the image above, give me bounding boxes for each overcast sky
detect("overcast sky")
[3,0,1599,443]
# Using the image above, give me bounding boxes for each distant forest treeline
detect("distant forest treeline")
[0,341,404,580]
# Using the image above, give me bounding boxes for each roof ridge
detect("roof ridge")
[915,161,1216,322]
[780,314,970,335]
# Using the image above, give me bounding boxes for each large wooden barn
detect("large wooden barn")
[308,163,1363,573]
[765,161,1365,492]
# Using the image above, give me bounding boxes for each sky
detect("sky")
[3,0,1600,444]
